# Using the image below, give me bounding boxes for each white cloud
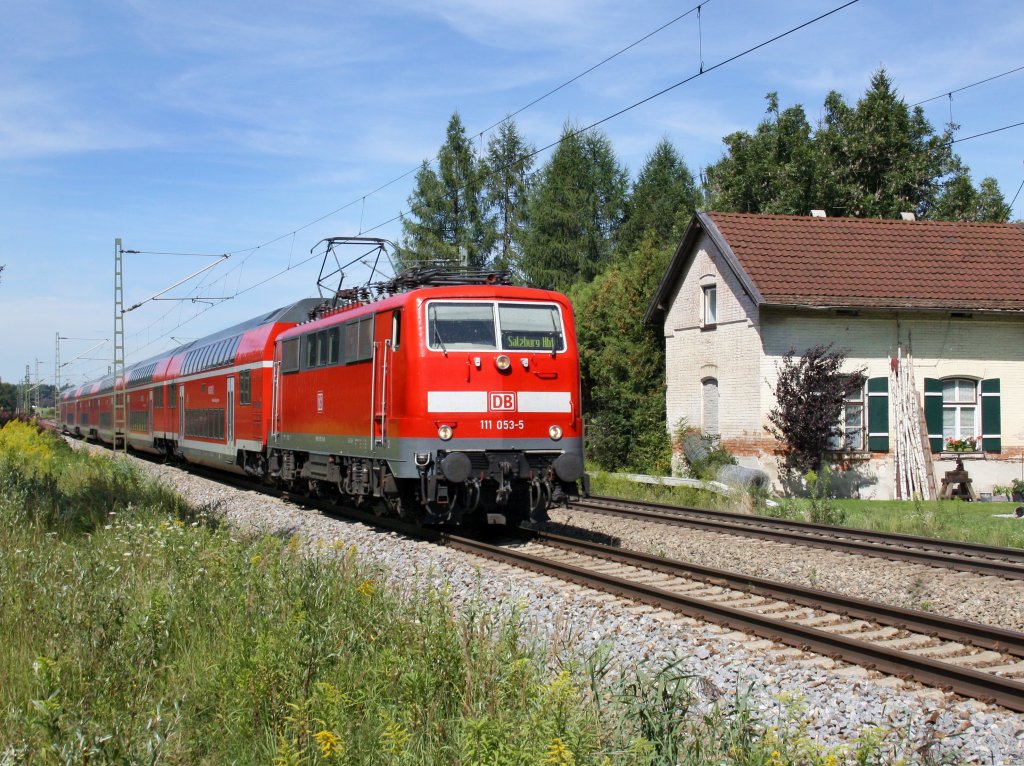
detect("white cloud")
[0,82,164,160]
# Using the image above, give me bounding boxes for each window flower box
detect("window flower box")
[945,436,979,453]
[939,451,985,460]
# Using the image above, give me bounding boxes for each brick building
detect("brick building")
[645,211,1024,498]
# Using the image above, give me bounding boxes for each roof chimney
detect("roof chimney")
[900,212,916,221]
[810,209,826,218]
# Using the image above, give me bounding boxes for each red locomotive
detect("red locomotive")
[59,265,587,526]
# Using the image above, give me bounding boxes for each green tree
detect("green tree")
[520,125,627,291]
[975,177,1013,222]
[571,239,673,472]
[766,345,864,474]
[703,69,1006,221]
[397,112,495,268]
[618,138,700,253]
[0,382,16,412]
[933,172,1012,222]
[814,69,958,219]
[703,92,815,215]
[483,118,535,275]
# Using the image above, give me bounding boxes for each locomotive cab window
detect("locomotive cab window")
[428,303,496,350]
[306,334,318,368]
[426,301,565,352]
[345,317,374,363]
[498,303,565,352]
[282,338,301,374]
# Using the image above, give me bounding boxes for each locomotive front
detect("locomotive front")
[406,286,587,524]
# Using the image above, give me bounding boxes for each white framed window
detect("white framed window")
[942,378,979,441]
[702,285,717,327]
[836,382,866,451]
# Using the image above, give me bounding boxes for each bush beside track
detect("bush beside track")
[1,421,889,764]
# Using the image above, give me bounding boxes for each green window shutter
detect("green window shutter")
[981,378,1001,453]
[923,378,943,453]
[867,376,889,452]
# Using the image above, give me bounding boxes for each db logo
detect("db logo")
[489,392,517,412]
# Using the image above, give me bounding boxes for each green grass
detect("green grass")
[589,465,1024,550]
[0,422,903,764]
[828,497,1024,548]
[587,470,727,510]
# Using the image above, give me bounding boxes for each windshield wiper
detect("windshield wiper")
[433,321,448,357]
[548,310,560,358]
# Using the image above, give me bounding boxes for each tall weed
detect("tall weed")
[0,425,896,764]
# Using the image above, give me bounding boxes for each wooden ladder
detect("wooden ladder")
[915,396,937,499]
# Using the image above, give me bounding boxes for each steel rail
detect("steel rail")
[585,495,1024,561]
[535,530,1024,657]
[572,496,1024,579]
[69,438,1024,710]
[446,532,1024,713]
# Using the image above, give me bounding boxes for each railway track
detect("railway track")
[569,495,1024,579]
[69,440,1024,711]
[448,529,1024,712]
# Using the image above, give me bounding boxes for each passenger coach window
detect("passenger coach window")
[239,370,251,405]
[427,303,496,350]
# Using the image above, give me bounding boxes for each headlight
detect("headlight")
[495,355,511,371]
[549,425,563,441]
[438,425,454,441]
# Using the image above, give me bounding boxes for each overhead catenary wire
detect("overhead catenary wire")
[359,0,861,237]
[207,1,713,263]
[948,120,1024,145]
[912,63,1024,107]
[120,1,860,363]
[1009,164,1024,214]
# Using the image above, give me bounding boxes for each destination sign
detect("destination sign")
[502,332,559,350]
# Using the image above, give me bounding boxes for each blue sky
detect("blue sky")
[2,0,1022,388]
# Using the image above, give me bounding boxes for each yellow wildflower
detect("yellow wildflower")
[314,729,346,759]
[356,580,375,598]
[380,718,411,754]
[544,738,576,766]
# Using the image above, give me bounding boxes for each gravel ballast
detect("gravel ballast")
[546,508,1024,632]
[81,444,1024,763]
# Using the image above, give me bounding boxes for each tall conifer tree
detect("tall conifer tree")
[484,119,535,275]
[398,112,494,268]
[520,125,627,291]
[618,138,700,254]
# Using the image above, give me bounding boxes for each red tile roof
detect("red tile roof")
[705,212,1024,311]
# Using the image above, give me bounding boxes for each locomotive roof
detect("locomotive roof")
[277,283,568,338]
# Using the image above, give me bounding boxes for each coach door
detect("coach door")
[179,385,186,441]
[226,376,236,450]
[370,311,397,449]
